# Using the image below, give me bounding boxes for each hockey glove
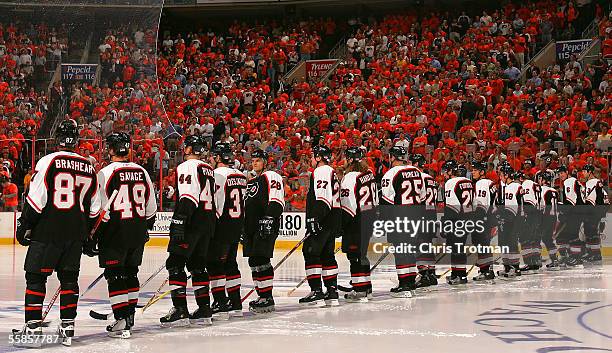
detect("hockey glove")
[169,214,187,242]
[259,216,276,239]
[82,237,99,257]
[599,221,606,235]
[15,218,32,246]
[306,217,322,237]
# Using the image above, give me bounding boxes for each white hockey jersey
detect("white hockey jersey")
[340,170,378,217]
[380,165,425,205]
[561,177,584,205]
[503,181,522,215]
[584,178,609,206]
[422,172,438,210]
[474,178,495,212]
[444,176,474,213]
[521,179,540,207]
[540,185,558,216]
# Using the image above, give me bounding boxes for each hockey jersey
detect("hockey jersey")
[340,170,378,233]
[422,172,438,211]
[306,164,341,232]
[380,165,425,205]
[174,158,217,236]
[474,178,496,213]
[444,176,473,213]
[584,178,608,206]
[244,170,285,236]
[98,161,157,246]
[561,177,584,206]
[23,151,101,241]
[502,181,522,215]
[214,166,247,241]
[521,179,540,207]
[540,185,558,217]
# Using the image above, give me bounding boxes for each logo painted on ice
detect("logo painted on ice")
[473,300,612,352]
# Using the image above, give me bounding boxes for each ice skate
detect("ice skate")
[415,273,432,292]
[546,259,561,271]
[211,300,230,320]
[324,287,340,307]
[249,297,275,314]
[472,270,495,284]
[497,266,518,280]
[106,318,131,339]
[12,320,43,348]
[390,283,415,298]
[189,306,213,325]
[344,290,368,303]
[583,254,603,267]
[160,306,190,328]
[299,289,325,306]
[227,299,243,318]
[446,274,468,286]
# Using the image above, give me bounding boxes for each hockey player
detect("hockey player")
[582,164,608,265]
[471,161,497,283]
[497,166,523,279]
[243,149,284,313]
[380,146,426,297]
[340,147,378,302]
[538,171,560,270]
[557,165,585,266]
[208,142,247,318]
[410,154,439,291]
[442,162,474,285]
[160,135,216,327]
[518,172,542,273]
[87,132,157,338]
[300,145,341,306]
[14,120,101,347]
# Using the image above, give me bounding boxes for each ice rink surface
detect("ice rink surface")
[0,245,609,353]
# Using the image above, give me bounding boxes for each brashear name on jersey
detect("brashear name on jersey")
[340,170,378,217]
[26,151,101,239]
[443,177,473,213]
[380,166,425,205]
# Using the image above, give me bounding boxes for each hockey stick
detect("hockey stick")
[140,274,193,313]
[89,262,167,320]
[38,190,119,324]
[241,234,309,303]
[287,246,342,296]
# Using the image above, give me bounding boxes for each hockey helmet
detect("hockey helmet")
[582,164,595,173]
[472,160,487,171]
[453,164,468,177]
[389,145,408,162]
[56,119,79,148]
[251,148,268,161]
[212,141,234,164]
[442,159,458,173]
[409,153,426,167]
[556,165,568,174]
[106,132,131,157]
[184,135,206,155]
[539,171,554,184]
[345,147,364,162]
[313,145,332,163]
[499,164,514,176]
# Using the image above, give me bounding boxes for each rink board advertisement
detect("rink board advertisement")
[148,211,305,240]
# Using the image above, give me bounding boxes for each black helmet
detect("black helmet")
[513,171,525,180]
[106,132,131,157]
[56,119,79,148]
[184,135,206,155]
[212,141,234,164]
[442,159,458,173]
[453,164,468,177]
[251,148,268,161]
[313,145,332,163]
[409,153,426,167]
[582,164,595,173]
[540,171,554,183]
[389,145,408,162]
[499,164,514,176]
[345,147,364,162]
[472,160,487,171]
[556,165,568,174]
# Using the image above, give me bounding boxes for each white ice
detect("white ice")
[0,246,609,353]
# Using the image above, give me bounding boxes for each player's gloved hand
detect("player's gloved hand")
[82,237,99,257]
[169,214,187,242]
[599,221,606,234]
[15,219,32,246]
[259,216,275,239]
[306,217,322,237]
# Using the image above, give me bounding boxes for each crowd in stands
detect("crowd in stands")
[2,0,611,212]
